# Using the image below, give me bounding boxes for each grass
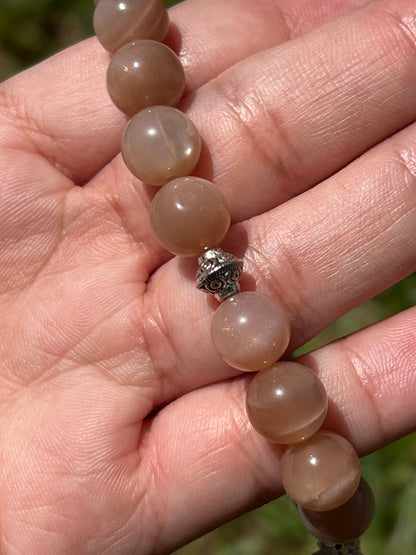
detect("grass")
[1,1,415,553]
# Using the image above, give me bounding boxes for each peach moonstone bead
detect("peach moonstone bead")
[106,40,185,116]
[94,0,169,53]
[150,177,230,256]
[299,477,375,543]
[122,106,201,186]
[246,362,328,443]
[280,431,361,511]
[211,292,290,371]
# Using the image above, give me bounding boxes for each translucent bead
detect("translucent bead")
[94,0,169,53]
[197,249,243,302]
[211,292,290,371]
[299,477,375,543]
[246,362,328,443]
[280,431,361,511]
[122,106,201,186]
[150,177,230,256]
[106,40,185,116]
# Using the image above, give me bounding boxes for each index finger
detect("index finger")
[0,0,369,186]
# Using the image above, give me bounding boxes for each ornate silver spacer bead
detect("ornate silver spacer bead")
[196,248,243,302]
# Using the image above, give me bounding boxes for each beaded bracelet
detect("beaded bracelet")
[93,0,375,552]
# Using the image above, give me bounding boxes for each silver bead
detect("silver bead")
[313,540,363,555]
[196,248,243,302]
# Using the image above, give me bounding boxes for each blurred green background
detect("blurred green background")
[0,1,415,554]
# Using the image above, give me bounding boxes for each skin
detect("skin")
[0,0,415,552]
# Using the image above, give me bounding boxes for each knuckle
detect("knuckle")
[211,74,301,184]
[376,4,416,61]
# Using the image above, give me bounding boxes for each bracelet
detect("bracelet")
[93,0,375,552]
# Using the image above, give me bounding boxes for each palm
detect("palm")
[1,0,416,553]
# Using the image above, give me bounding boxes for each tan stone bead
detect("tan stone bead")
[299,477,375,543]
[94,0,169,53]
[150,177,230,256]
[122,106,201,186]
[211,292,290,372]
[246,362,328,443]
[106,40,185,116]
[280,431,361,511]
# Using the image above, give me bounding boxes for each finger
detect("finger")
[136,307,416,553]
[172,0,370,90]
[185,0,416,220]
[0,0,369,185]
[139,117,416,408]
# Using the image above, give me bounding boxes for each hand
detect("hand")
[0,0,415,552]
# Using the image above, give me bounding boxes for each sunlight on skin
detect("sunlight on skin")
[0,0,415,553]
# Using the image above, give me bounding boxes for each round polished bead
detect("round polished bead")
[280,431,361,511]
[211,292,290,371]
[299,477,375,543]
[106,41,185,116]
[246,362,328,443]
[150,177,230,256]
[122,106,201,186]
[94,0,169,53]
